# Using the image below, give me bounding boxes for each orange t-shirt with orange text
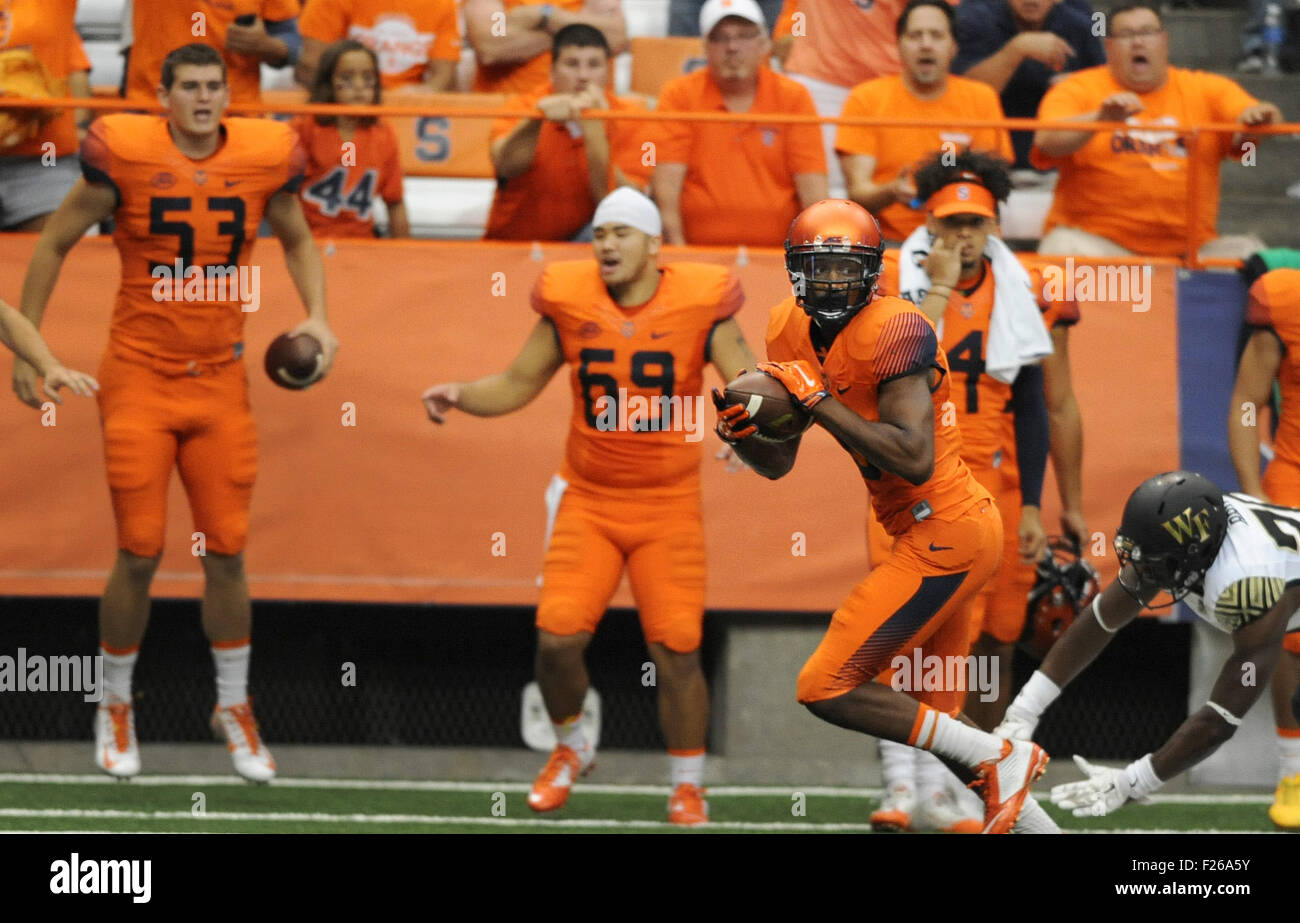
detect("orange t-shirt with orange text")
[2,0,83,158]
[655,66,826,247]
[777,0,904,88]
[299,0,462,88]
[766,294,990,535]
[80,114,306,363]
[1031,66,1258,257]
[472,0,585,95]
[485,86,652,241]
[292,115,404,237]
[531,261,744,495]
[835,75,1012,242]
[127,0,302,105]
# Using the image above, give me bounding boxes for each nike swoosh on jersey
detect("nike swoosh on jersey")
[929,542,953,551]
[649,331,670,339]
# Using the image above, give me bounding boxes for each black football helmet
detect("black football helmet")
[1114,471,1229,605]
[1021,536,1100,660]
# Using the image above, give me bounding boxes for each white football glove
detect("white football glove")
[993,702,1039,741]
[1050,755,1151,817]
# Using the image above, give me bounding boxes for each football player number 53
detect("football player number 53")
[578,348,674,428]
[149,196,246,267]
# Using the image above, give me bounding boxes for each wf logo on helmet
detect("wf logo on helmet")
[1162,506,1214,545]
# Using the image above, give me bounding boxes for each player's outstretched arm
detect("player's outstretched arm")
[996,577,1143,740]
[266,191,339,376]
[1227,329,1281,500]
[0,301,98,404]
[1151,585,1300,782]
[423,317,565,423]
[13,178,116,408]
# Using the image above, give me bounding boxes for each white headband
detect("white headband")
[592,188,662,237]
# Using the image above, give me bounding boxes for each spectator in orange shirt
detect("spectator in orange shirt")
[651,0,827,247]
[295,0,460,90]
[125,1,303,105]
[0,0,91,231]
[485,25,649,241]
[295,40,409,237]
[1032,3,1282,260]
[837,0,1012,244]
[464,0,627,96]
[771,0,906,199]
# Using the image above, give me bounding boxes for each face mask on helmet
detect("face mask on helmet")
[1114,532,1211,606]
[785,247,882,325]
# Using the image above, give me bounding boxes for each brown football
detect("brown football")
[264,333,324,390]
[723,370,813,442]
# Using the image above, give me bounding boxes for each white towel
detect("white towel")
[897,227,1053,384]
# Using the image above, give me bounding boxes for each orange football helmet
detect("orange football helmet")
[1021,536,1100,660]
[784,199,884,326]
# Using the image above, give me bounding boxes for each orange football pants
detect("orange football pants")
[1260,457,1300,655]
[96,346,257,558]
[798,497,1003,709]
[536,476,706,653]
[868,465,1033,647]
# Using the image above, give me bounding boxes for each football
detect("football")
[723,370,813,442]
[264,332,324,390]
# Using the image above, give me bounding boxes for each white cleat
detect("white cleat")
[914,788,982,834]
[94,702,141,779]
[870,784,916,833]
[972,739,1050,834]
[212,700,276,783]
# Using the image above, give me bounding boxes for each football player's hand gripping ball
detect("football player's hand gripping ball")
[755,360,830,411]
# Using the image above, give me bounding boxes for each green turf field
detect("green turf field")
[0,774,1282,833]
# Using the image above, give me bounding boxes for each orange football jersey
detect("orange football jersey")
[80,114,307,363]
[766,294,989,535]
[879,252,1079,473]
[292,116,404,237]
[1247,269,1300,471]
[531,261,744,494]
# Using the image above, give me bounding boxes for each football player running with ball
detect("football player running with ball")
[996,472,1300,824]
[422,188,756,825]
[12,43,338,782]
[715,199,1056,833]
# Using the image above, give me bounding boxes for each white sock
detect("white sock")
[1278,731,1300,778]
[670,750,705,788]
[100,646,137,706]
[916,749,954,800]
[879,739,916,792]
[554,714,593,766]
[927,712,1005,768]
[212,641,250,709]
[1012,796,1061,834]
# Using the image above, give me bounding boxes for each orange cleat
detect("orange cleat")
[971,739,1049,834]
[668,783,709,826]
[527,745,591,813]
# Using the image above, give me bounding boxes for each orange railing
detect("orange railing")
[8,94,1296,268]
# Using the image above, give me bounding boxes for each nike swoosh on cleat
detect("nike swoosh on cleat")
[102,747,117,769]
[929,542,953,551]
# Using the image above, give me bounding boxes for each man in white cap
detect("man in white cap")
[422,188,757,824]
[652,0,827,247]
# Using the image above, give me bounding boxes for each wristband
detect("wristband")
[1206,700,1243,727]
[1014,670,1061,719]
[1092,595,1119,633]
[1124,753,1163,799]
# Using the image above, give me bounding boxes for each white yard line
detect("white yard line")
[0,773,1274,804]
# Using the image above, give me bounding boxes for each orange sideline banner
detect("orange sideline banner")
[0,238,1176,608]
